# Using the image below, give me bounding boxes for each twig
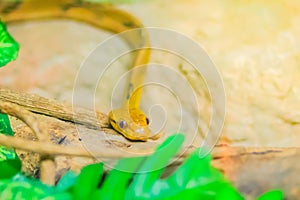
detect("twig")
[0,99,46,140]
[40,158,56,185]
[0,133,131,158]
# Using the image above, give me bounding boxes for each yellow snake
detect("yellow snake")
[0,0,162,141]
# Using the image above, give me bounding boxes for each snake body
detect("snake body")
[0,0,160,141]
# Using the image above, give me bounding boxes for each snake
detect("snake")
[0,0,162,141]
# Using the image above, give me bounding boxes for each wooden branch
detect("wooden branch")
[0,88,110,130]
[0,133,139,158]
[0,99,48,140]
[40,157,56,185]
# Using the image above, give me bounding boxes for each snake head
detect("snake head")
[108,107,151,141]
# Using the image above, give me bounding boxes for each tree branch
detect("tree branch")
[0,133,126,158]
[0,88,110,130]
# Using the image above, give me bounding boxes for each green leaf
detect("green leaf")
[0,20,19,67]
[73,163,104,200]
[125,134,185,199]
[257,190,283,200]
[94,156,145,199]
[0,113,14,136]
[12,174,55,195]
[0,114,22,179]
[46,193,74,200]
[0,174,72,199]
[125,134,243,199]
[148,149,243,200]
[0,179,50,199]
[55,171,78,193]
[0,153,21,179]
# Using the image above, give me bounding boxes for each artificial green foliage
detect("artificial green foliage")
[0,113,14,136]
[93,156,146,199]
[73,163,104,199]
[0,21,19,67]
[0,134,284,199]
[0,174,71,199]
[0,147,21,179]
[55,171,77,193]
[0,114,22,179]
[257,190,283,200]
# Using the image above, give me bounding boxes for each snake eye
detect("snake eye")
[146,117,150,125]
[118,120,127,129]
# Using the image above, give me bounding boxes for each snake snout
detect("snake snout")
[136,127,145,134]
